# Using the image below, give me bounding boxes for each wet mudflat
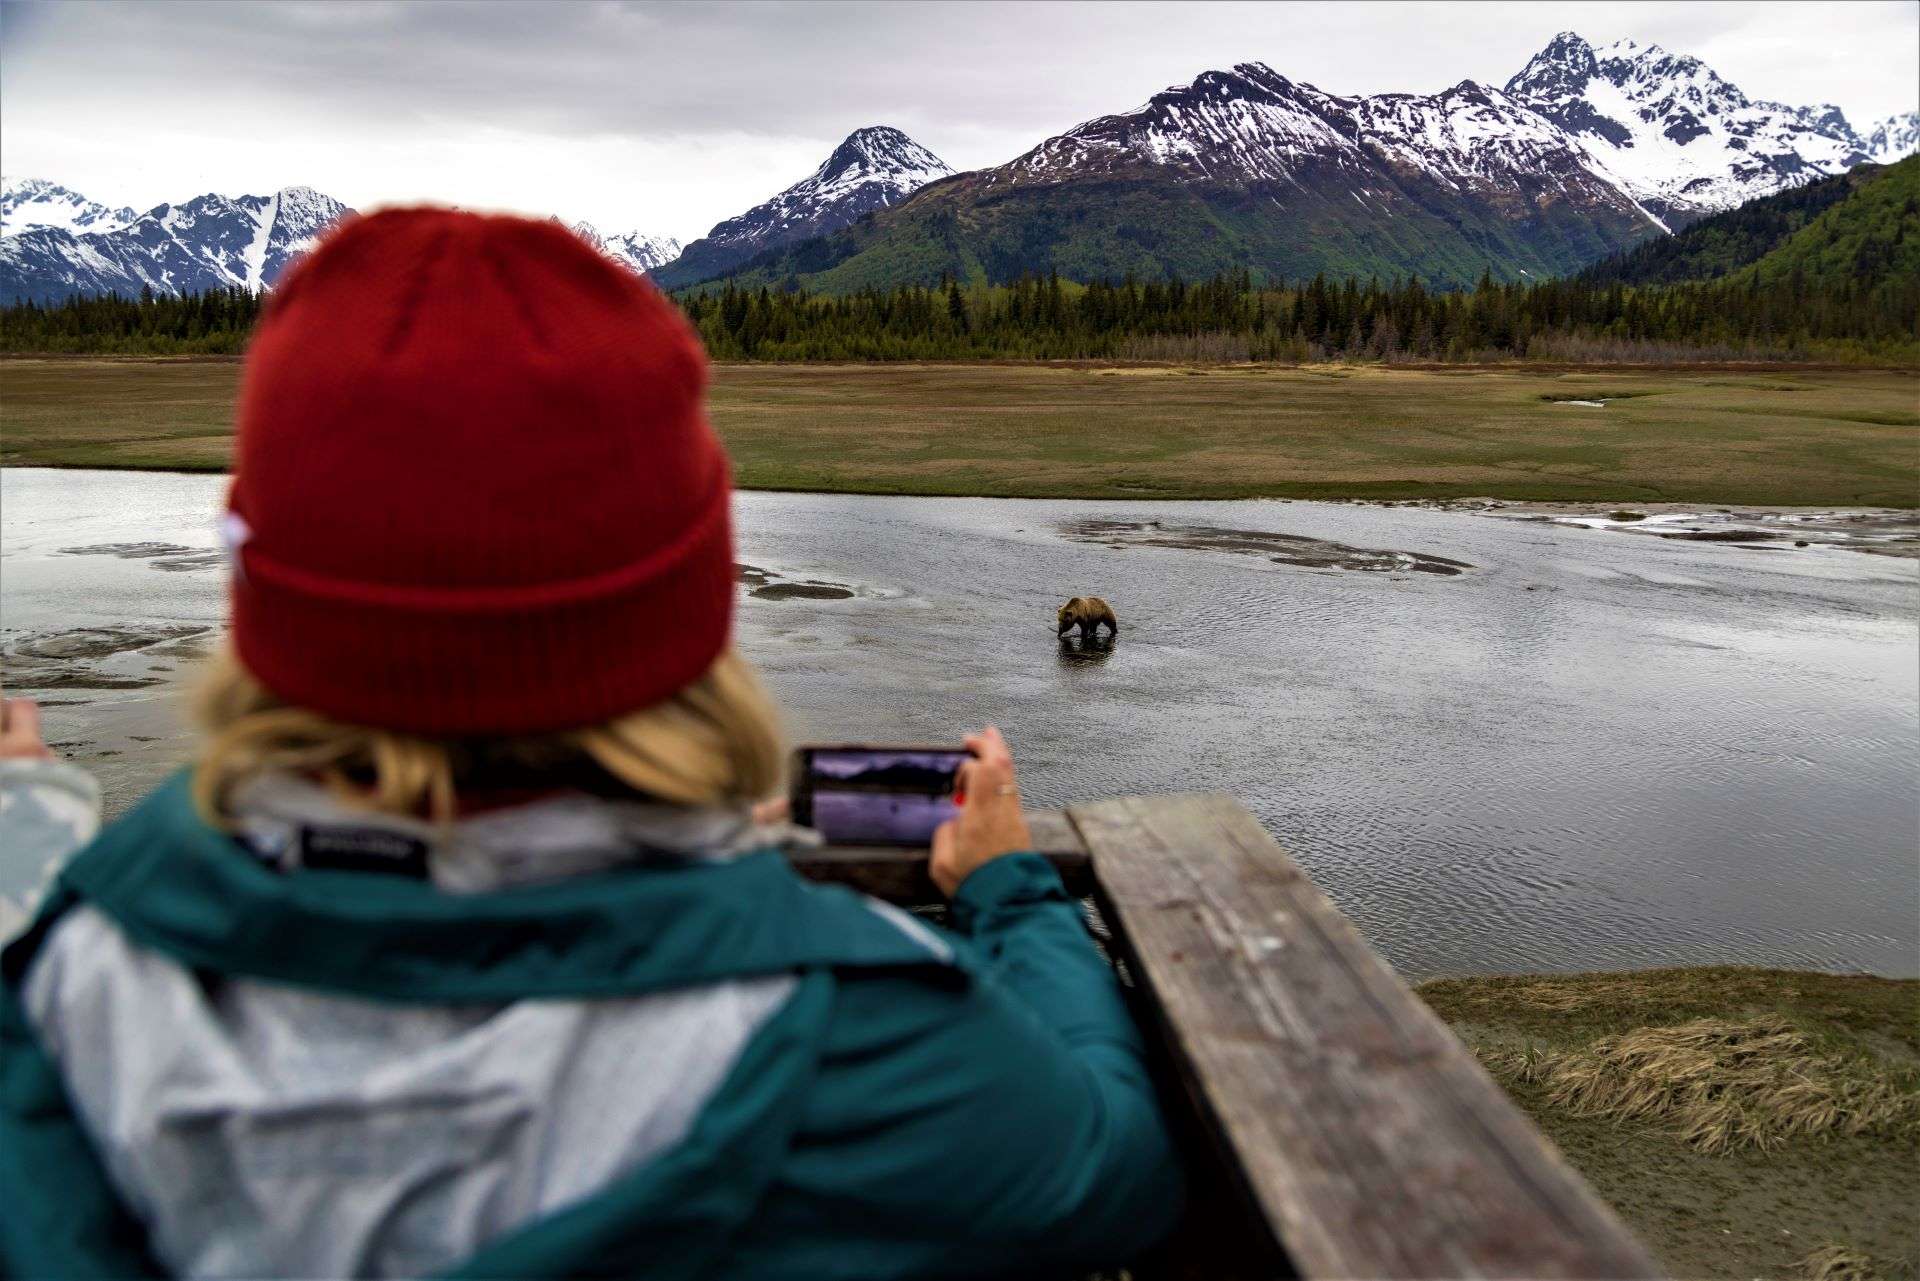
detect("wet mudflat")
[3,467,1915,978]
[1064,518,1475,574]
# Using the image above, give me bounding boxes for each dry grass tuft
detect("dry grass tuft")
[1799,1243,1885,1281]
[1486,1017,1920,1154]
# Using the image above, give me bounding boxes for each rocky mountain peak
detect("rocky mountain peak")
[1217,62,1299,97]
[1503,31,1873,223]
[646,126,953,288]
[1002,61,1358,186]
[1,176,138,236]
[797,126,953,211]
[818,126,949,185]
[1507,31,1599,100]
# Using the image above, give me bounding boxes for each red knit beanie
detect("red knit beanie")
[227,207,734,736]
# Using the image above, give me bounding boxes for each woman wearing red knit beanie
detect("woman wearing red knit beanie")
[0,209,1182,1280]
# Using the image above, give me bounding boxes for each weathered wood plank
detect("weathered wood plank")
[790,808,1090,903]
[1071,793,1661,1281]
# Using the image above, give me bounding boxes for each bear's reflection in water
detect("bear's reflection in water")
[1057,634,1115,667]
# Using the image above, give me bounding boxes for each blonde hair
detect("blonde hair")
[191,648,786,824]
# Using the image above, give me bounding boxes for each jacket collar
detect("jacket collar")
[47,771,963,1004]
[228,772,813,893]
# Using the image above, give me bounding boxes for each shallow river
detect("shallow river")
[3,467,1916,978]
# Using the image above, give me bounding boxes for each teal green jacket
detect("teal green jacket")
[0,775,1184,1279]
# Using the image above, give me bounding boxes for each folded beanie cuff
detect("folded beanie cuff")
[231,484,729,615]
[232,503,736,737]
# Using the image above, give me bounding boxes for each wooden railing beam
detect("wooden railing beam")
[1069,792,1661,1280]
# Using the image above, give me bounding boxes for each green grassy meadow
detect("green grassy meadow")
[2,358,1915,506]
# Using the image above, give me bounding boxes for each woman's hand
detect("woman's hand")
[0,698,54,761]
[930,725,1034,898]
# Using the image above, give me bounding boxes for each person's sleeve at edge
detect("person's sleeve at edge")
[945,851,1187,1260]
[0,759,102,942]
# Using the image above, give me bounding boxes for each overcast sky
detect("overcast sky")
[3,0,1916,242]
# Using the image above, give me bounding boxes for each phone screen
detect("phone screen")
[796,747,970,846]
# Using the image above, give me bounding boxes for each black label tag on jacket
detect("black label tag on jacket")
[298,825,431,878]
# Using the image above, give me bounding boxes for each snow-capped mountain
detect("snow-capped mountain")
[6,36,1906,302]
[726,33,1906,289]
[1,177,136,236]
[1864,112,1920,163]
[651,126,953,287]
[1503,32,1876,224]
[725,59,1676,290]
[568,221,682,274]
[0,186,351,305]
[996,63,1657,228]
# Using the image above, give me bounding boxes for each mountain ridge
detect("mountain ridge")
[705,33,1913,292]
[568,220,682,274]
[0,185,685,303]
[0,186,350,305]
[6,36,1915,303]
[715,58,1668,291]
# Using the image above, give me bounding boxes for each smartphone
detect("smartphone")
[791,744,971,847]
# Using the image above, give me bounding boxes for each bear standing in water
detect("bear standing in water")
[1057,596,1119,639]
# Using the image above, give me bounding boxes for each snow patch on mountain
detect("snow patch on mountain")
[1,177,137,236]
[1353,81,1630,205]
[241,191,279,290]
[1504,32,1870,222]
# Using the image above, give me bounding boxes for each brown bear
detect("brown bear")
[1056,596,1118,639]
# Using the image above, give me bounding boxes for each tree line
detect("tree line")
[5,268,1915,363]
[0,285,265,355]
[680,268,1918,363]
